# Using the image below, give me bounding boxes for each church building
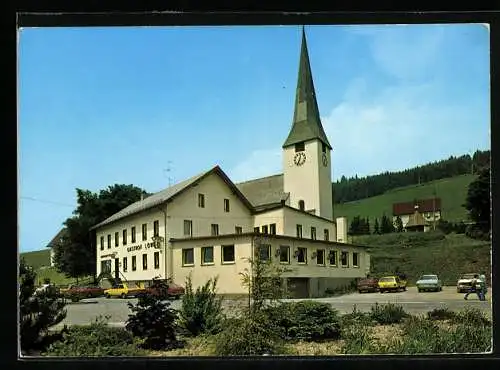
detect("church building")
[91,29,370,298]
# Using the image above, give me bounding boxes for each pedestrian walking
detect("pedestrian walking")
[464,274,483,300]
[479,272,487,301]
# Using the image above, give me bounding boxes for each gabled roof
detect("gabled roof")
[393,198,441,216]
[234,173,287,207]
[91,166,254,230]
[283,27,332,150]
[46,228,68,248]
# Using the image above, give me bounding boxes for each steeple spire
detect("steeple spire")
[283,27,332,149]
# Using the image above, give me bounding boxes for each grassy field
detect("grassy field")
[20,249,51,270]
[334,174,476,224]
[354,231,491,286]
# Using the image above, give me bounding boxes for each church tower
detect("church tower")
[283,27,333,221]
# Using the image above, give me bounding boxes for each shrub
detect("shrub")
[369,303,408,325]
[340,323,376,354]
[43,316,144,356]
[213,313,286,356]
[451,307,491,327]
[265,301,341,342]
[427,307,456,321]
[126,280,180,350]
[178,275,224,336]
[341,305,375,327]
[19,259,67,354]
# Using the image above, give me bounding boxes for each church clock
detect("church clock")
[293,152,306,166]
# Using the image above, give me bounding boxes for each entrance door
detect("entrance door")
[114,258,120,280]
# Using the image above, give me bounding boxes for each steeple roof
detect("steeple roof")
[283,27,332,150]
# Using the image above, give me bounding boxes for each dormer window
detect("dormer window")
[295,142,305,152]
[298,200,305,211]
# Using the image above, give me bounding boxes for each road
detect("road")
[52,286,491,329]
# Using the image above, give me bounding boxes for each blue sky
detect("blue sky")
[19,24,490,252]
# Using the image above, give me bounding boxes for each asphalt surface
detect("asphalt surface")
[52,286,491,329]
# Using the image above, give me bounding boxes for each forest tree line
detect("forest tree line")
[332,149,490,204]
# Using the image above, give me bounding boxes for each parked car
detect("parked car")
[357,278,379,293]
[143,281,185,299]
[378,276,407,293]
[63,286,104,302]
[457,273,478,293]
[416,274,442,292]
[104,282,145,299]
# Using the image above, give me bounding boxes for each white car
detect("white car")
[456,273,477,293]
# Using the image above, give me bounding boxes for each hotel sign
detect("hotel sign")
[127,241,161,253]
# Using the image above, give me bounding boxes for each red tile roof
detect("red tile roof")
[392,198,441,216]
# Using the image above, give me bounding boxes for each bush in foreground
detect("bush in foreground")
[427,307,456,321]
[213,313,286,356]
[178,275,224,336]
[340,322,376,354]
[264,301,341,342]
[369,303,409,325]
[126,281,180,350]
[43,316,144,356]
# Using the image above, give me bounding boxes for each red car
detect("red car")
[64,286,104,302]
[143,281,185,299]
[357,278,379,293]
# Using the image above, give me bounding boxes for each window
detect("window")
[182,248,194,266]
[269,223,276,235]
[142,223,147,241]
[115,232,119,247]
[201,246,214,265]
[258,244,271,261]
[352,252,359,267]
[296,224,303,238]
[279,245,290,263]
[100,236,104,250]
[107,234,111,249]
[153,220,159,237]
[298,200,305,211]
[295,142,305,152]
[324,229,329,241]
[254,226,260,233]
[235,226,242,234]
[198,193,205,208]
[261,225,269,234]
[123,257,128,272]
[142,254,148,270]
[123,229,127,245]
[132,256,137,271]
[154,252,160,269]
[329,250,337,266]
[297,247,307,264]
[184,220,193,237]
[100,260,111,273]
[131,227,136,243]
[311,227,316,240]
[224,198,230,212]
[316,249,325,265]
[341,251,349,267]
[322,142,327,153]
[221,245,235,264]
[211,224,219,236]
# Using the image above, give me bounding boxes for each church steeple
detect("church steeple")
[283,27,332,150]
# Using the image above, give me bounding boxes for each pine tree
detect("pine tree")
[365,218,371,235]
[373,218,380,234]
[19,259,67,354]
[395,216,404,232]
[380,214,394,234]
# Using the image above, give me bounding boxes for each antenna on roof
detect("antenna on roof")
[163,160,173,187]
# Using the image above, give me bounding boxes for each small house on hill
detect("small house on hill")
[46,228,68,267]
[392,198,441,232]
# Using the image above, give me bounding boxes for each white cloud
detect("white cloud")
[229,148,282,183]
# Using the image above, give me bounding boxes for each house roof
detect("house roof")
[282,27,332,150]
[392,198,441,216]
[46,228,68,248]
[234,173,287,207]
[91,166,254,230]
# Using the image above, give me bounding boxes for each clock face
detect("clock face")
[293,152,306,166]
[322,153,328,167]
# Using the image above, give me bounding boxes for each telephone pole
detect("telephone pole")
[163,161,173,187]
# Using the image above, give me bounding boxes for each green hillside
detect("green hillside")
[334,174,476,224]
[354,231,491,286]
[20,249,51,270]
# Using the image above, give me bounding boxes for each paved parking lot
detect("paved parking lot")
[53,286,491,329]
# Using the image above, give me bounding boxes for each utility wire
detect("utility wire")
[20,196,76,208]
